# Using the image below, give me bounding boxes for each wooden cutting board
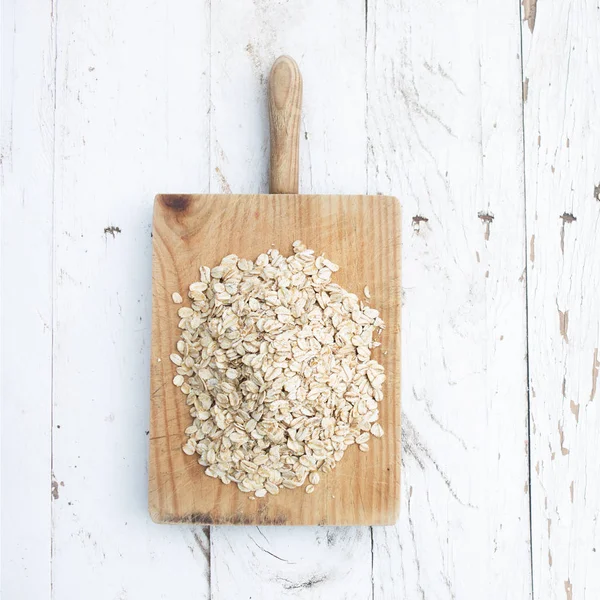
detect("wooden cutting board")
[149,57,401,525]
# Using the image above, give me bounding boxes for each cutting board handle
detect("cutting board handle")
[269,56,302,194]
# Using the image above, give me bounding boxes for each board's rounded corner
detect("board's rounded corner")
[371,194,402,219]
[148,503,165,525]
[153,193,169,209]
[384,194,401,210]
[374,505,401,527]
[389,503,401,526]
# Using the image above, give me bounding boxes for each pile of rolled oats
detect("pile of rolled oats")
[171,241,385,497]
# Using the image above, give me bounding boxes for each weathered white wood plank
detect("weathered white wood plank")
[51,2,211,598]
[0,1,55,597]
[367,1,532,598]
[209,0,367,196]
[523,1,600,598]
[213,527,372,599]
[209,1,373,598]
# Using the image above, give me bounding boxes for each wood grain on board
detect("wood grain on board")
[149,193,401,525]
[268,56,302,194]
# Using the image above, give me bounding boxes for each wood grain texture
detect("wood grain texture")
[269,56,302,194]
[367,0,532,597]
[210,526,372,599]
[0,1,55,597]
[523,0,600,597]
[149,193,401,526]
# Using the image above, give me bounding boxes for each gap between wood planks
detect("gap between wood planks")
[50,0,59,593]
[518,0,535,597]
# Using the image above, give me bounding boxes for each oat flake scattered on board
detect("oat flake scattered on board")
[172,241,386,497]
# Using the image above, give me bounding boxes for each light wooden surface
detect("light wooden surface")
[269,56,302,194]
[149,193,401,525]
[2,0,599,597]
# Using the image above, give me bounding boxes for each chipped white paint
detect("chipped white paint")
[1,0,598,599]
[49,0,211,596]
[2,0,210,598]
[523,0,600,597]
[366,0,532,597]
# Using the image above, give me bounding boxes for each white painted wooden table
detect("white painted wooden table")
[1,0,599,598]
